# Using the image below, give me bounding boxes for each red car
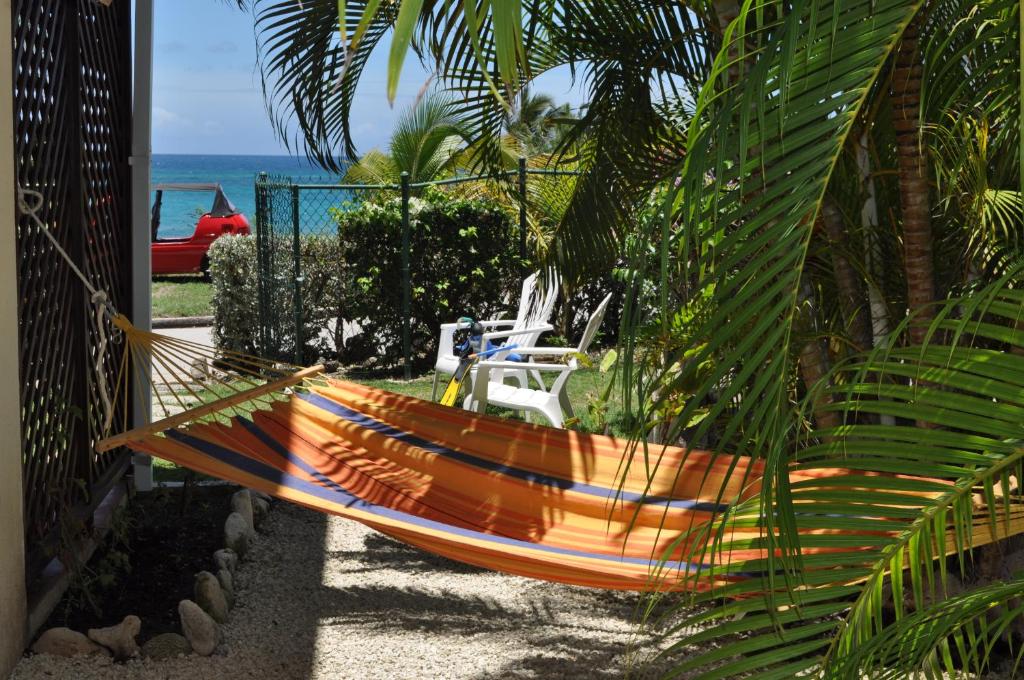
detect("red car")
[151,183,251,276]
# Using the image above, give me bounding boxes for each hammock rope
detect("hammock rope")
[18,185,122,434]
[16,183,326,449]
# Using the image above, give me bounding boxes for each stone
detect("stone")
[213,548,238,575]
[141,633,192,660]
[32,627,109,658]
[188,358,209,381]
[178,599,219,656]
[252,497,270,526]
[249,489,272,505]
[230,489,256,538]
[217,568,235,608]
[87,615,141,660]
[224,512,250,557]
[195,570,230,623]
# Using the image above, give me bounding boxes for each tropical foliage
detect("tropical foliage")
[240,0,1024,676]
[342,91,469,186]
[503,88,574,156]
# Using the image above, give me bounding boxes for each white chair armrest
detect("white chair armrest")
[476,360,573,372]
[512,347,580,356]
[481,324,553,342]
[441,319,515,330]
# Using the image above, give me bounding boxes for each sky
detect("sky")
[151,0,585,157]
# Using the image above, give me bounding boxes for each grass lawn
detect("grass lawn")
[151,277,213,318]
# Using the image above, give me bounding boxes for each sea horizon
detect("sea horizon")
[151,153,347,238]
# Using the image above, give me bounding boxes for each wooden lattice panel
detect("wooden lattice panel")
[13,0,132,570]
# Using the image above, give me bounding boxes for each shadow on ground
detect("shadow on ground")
[326,532,490,576]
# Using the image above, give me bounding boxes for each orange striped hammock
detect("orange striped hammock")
[113,377,891,592]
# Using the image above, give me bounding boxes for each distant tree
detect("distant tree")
[342,91,468,187]
[503,89,574,156]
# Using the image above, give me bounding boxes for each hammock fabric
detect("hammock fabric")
[123,377,887,591]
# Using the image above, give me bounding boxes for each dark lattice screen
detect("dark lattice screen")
[13,0,133,572]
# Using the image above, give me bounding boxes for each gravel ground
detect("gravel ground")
[12,502,678,679]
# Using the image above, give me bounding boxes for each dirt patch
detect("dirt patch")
[40,485,235,643]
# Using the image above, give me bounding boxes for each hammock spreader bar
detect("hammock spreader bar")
[95,364,324,452]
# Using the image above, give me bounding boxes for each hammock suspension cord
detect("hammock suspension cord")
[17,185,119,434]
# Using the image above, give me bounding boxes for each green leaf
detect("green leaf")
[599,348,618,373]
[387,0,426,104]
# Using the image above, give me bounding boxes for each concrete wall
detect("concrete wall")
[0,0,29,674]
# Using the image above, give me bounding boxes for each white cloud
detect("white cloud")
[153,106,191,129]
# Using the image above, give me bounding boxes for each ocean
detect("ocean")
[151,154,343,238]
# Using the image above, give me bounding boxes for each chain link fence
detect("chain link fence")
[254,163,580,377]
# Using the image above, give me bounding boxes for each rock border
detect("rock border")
[29,486,274,661]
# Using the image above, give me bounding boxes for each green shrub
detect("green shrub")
[208,235,259,357]
[334,189,526,366]
[209,234,344,364]
[209,191,526,368]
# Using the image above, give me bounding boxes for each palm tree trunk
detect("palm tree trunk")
[819,197,872,354]
[857,132,893,355]
[892,16,936,346]
[798,281,839,431]
[713,0,742,80]
[856,132,895,427]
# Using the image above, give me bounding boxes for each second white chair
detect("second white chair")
[466,292,612,428]
[430,270,560,400]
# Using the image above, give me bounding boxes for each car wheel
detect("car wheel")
[200,255,211,281]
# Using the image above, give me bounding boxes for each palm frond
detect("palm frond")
[836,578,1024,678]
[650,270,1024,678]
[255,0,399,169]
[632,0,928,582]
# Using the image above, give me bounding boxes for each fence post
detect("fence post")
[400,172,412,380]
[291,184,303,365]
[518,156,527,277]
[254,172,268,356]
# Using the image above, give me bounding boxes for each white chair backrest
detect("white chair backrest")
[507,269,559,349]
[547,292,613,398]
[509,271,540,330]
[576,293,613,354]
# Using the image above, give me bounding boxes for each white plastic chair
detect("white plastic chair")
[467,292,612,428]
[430,270,560,400]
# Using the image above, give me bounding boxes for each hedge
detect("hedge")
[208,233,343,363]
[209,191,527,367]
[334,190,526,366]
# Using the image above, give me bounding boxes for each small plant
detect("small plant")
[58,497,135,620]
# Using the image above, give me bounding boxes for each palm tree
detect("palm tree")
[503,89,574,156]
[252,1,703,273]
[342,91,468,186]
[243,0,1023,676]
[893,15,938,345]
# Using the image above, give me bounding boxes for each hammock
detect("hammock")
[16,184,1020,593]
[80,311,1024,592]
[77,312,859,591]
